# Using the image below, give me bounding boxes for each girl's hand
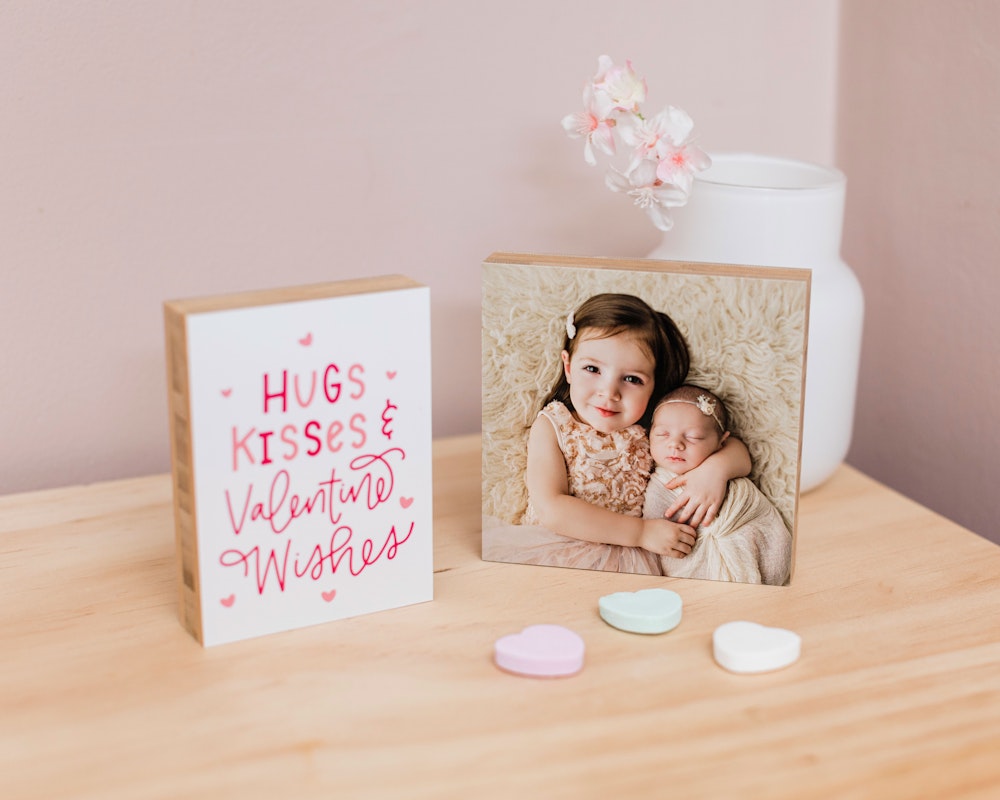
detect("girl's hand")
[664,458,729,527]
[638,518,697,558]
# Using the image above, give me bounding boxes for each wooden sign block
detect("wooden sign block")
[164,277,433,646]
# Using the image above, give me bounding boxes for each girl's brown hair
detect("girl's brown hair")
[540,293,690,429]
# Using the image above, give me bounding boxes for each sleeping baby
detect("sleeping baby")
[642,385,792,585]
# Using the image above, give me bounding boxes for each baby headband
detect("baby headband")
[662,394,725,432]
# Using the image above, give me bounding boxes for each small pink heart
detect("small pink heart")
[386,370,397,380]
[220,594,235,608]
[321,589,337,602]
[400,496,414,509]
[221,388,232,397]
[494,624,585,678]
[299,333,313,346]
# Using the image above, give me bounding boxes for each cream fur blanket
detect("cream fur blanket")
[643,467,792,585]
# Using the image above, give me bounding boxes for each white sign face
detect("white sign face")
[184,286,433,645]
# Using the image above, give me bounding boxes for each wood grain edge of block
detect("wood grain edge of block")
[163,303,204,644]
[162,275,425,316]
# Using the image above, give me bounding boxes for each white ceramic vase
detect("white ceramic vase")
[648,152,864,492]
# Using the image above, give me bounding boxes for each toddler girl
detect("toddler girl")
[520,293,751,573]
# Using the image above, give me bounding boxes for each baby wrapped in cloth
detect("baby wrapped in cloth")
[643,468,791,585]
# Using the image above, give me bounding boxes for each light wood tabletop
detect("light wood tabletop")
[3,434,999,799]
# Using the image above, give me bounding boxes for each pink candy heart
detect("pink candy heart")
[494,624,585,678]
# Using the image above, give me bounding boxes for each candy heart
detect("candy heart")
[494,624,584,678]
[713,621,801,674]
[599,588,683,634]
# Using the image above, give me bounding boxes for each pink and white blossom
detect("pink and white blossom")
[605,159,688,232]
[651,107,712,192]
[562,56,711,230]
[560,84,617,166]
[592,55,647,114]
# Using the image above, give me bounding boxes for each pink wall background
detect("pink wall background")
[838,0,1000,544]
[2,2,997,544]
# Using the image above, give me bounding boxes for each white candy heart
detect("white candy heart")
[713,621,801,674]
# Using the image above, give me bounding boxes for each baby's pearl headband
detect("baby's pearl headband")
[661,394,725,433]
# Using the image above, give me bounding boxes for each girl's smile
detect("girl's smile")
[561,331,655,434]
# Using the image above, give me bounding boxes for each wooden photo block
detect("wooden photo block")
[164,277,433,646]
[481,252,809,587]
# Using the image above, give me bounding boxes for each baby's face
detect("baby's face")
[649,402,725,475]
